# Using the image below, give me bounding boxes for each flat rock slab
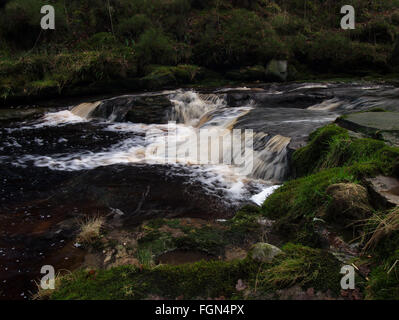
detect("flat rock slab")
[366,175,399,207]
[342,112,399,131]
[337,112,399,146]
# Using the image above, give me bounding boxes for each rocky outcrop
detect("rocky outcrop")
[336,112,399,147]
[365,175,399,208]
[0,107,49,122]
[91,94,173,123]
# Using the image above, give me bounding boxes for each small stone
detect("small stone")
[235,279,247,292]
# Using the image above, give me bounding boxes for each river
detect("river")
[1,82,399,299]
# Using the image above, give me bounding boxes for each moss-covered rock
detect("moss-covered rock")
[225,65,266,81]
[140,65,203,89]
[292,123,399,179]
[323,183,373,226]
[265,60,288,82]
[291,124,348,177]
[263,123,399,245]
[261,167,358,245]
[252,243,342,297]
[50,258,258,300]
[248,243,283,263]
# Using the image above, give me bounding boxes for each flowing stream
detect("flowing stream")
[1,82,399,299]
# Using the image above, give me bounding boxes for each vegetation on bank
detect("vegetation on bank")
[1,0,399,102]
[261,123,399,299]
[47,243,342,300]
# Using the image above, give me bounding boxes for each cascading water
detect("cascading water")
[6,84,397,208]
[11,90,282,204]
[169,91,227,126]
[70,101,102,118]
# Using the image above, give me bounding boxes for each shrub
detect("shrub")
[81,32,119,50]
[192,9,287,68]
[117,14,152,40]
[271,13,310,36]
[358,19,396,44]
[392,11,399,26]
[135,28,178,66]
[0,0,66,49]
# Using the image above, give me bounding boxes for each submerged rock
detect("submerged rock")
[248,242,282,263]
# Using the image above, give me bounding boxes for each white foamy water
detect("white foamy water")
[289,84,328,91]
[5,110,87,132]
[251,185,280,206]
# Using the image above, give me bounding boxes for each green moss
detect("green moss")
[261,167,357,245]
[255,243,341,295]
[136,230,176,263]
[50,258,257,300]
[366,255,399,300]
[292,124,348,177]
[174,226,226,255]
[292,124,399,179]
[135,210,262,262]
[263,124,399,245]
[224,205,262,244]
[49,243,343,300]
[140,65,203,89]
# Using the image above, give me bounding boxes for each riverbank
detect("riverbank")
[2,1,399,106]
[1,52,399,107]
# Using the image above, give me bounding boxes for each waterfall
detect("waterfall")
[71,101,102,119]
[251,135,291,181]
[169,91,226,126]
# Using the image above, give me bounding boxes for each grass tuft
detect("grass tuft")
[76,215,105,245]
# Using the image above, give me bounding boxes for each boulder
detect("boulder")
[323,183,373,225]
[265,60,287,82]
[91,94,172,123]
[248,242,282,263]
